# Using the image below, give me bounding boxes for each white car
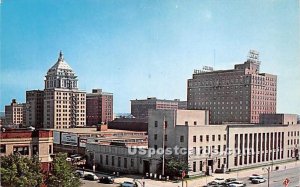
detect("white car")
[228,181,246,187]
[213,177,225,184]
[75,170,93,178]
[249,174,263,180]
[251,176,266,184]
[84,173,99,181]
[121,181,137,187]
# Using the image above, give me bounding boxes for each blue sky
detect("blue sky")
[1,0,299,114]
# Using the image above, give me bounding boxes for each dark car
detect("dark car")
[99,176,114,184]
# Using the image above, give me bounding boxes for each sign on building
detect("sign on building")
[61,133,78,146]
[53,131,61,144]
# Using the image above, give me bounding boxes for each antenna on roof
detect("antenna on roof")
[247,49,261,72]
[213,49,216,68]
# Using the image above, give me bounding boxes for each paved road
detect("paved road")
[80,162,300,187]
[231,166,300,187]
[81,179,119,187]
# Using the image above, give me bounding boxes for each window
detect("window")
[218,134,221,141]
[49,145,52,154]
[206,135,209,142]
[131,158,134,167]
[200,161,203,171]
[106,155,109,165]
[112,156,115,166]
[193,162,196,172]
[200,146,203,155]
[154,145,158,150]
[124,158,127,168]
[180,136,184,142]
[193,136,196,142]
[193,147,196,155]
[0,145,6,153]
[100,155,103,164]
[154,134,157,140]
[164,135,168,141]
[164,121,168,128]
[118,157,121,167]
[13,146,29,155]
[200,135,203,142]
[33,145,38,155]
[185,121,188,125]
[194,121,197,125]
[155,121,158,127]
[212,135,215,141]
[224,134,226,141]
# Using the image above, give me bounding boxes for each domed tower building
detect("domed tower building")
[43,51,86,128]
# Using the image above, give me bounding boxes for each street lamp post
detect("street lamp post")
[87,150,96,173]
[262,166,270,187]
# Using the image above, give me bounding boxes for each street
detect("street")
[81,162,300,187]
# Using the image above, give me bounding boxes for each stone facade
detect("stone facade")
[43,51,86,129]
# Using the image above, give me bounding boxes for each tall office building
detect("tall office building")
[43,51,86,129]
[187,50,277,124]
[4,99,26,127]
[26,90,44,128]
[131,97,180,120]
[86,89,113,126]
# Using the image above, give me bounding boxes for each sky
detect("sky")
[1,0,299,114]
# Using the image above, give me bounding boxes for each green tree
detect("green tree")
[46,152,81,187]
[164,157,190,178]
[0,154,43,187]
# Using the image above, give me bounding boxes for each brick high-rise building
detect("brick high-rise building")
[26,90,44,128]
[43,51,86,129]
[131,97,180,120]
[187,50,277,124]
[86,89,113,126]
[4,99,26,127]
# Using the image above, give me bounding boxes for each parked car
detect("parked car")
[213,178,226,184]
[84,173,99,181]
[248,174,263,180]
[75,170,93,178]
[121,181,137,187]
[251,176,266,184]
[99,176,114,184]
[225,178,237,183]
[206,181,223,187]
[228,181,246,187]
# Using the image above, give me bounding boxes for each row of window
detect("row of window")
[0,145,52,155]
[99,155,135,169]
[192,158,226,172]
[193,134,227,143]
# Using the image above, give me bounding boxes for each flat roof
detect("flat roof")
[52,127,146,134]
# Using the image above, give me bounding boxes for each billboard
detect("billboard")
[53,131,61,144]
[61,133,78,146]
[79,137,96,147]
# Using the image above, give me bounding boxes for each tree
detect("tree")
[164,157,190,178]
[0,154,43,187]
[46,152,81,187]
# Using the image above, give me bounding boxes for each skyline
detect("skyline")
[1,0,299,114]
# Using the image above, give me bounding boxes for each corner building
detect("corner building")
[187,50,277,124]
[43,51,86,129]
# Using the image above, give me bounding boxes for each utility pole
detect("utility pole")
[162,116,166,176]
[262,166,270,187]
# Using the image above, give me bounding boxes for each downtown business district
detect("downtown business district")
[1,50,299,182]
